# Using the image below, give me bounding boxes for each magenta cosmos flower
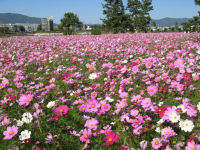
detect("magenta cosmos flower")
[80,129,92,143]
[147,85,158,96]
[103,132,119,146]
[3,126,18,140]
[54,105,69,115]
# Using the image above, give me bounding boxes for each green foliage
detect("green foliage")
[19,25,25,32]
[182,11,200,32]
[195,0,200,5]
[60,12,83,35]
[91,29,101,35]
[127,0,153,32]
[102,0,131,33]
[0,27,10,34]
[37,24,42,31]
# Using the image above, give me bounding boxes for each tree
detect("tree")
[60,12,82,35]
[127,0,153,32]
[152,21,157,32]
[102,0,131,33]
[37,24,42,31]
[175,22,179,31]
[19,25,25,32]
[195,0,200,5]
[182,11,200,32]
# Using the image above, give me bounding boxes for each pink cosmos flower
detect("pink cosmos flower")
[140,140,147,150]
[154,77,160,82]
[3,126,18,140]
[130,109,139,117]
[85,118,98,130]
[87,100,100,113]
[101,103,111,113]
[186,107,197,117]
[103,132,119,146]
[161,127,177,138]
[80,129,92,143]
[54,105,69,115]
[2,117,11,126]
[18,94,34,106]
[192,74,199,81]
[91,91,97,99]
[141,98,152,108]
[120,92,128,99]
[147,85,158,96]
[151,138,162,149]
[132,66,139,74]
[79,104,87,112]
[2,78,9,86]
[185,142,197,150]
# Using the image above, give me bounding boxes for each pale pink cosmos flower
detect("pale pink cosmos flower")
[185,142,197,150]
[132,66,139,74]
[147,85,158,96]
[140,140,147,150]
[120,92,128,99]
[161,127,177,138]
[18,94,34,106]
[3,126,18,140]
[141,98,152,108]
[151,138,162,149]
[85,118,98,130]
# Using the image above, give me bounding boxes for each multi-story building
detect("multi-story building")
[41,16,53,31]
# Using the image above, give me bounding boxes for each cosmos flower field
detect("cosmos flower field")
[0,33,200,150]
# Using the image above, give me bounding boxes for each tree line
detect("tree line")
[36,0,200,34]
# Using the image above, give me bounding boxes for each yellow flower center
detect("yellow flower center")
[104,105,108,109]
[28,98,32,102]
[26,117,30,120]
[91,124,94,127]
[91,104,95,108]
[82,107,85,110]
[9,131,14,135]
[108,138,112,142]
[186,123,188,126]
[60,109,63,112]
[167,131,170,134]
[84,135,88,139]
[155,141,159,145]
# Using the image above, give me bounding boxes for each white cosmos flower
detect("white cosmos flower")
[158,102,164,107]
[19,130,31,141]
[22,112,33,124]
[155,127,161,133]
[169,112,180,123]
[197,102,200,112]
[89,73,97,80]
[179,105,187,113]
[157,119,164,125]
[179,119,194,132]
[105,97,114,103]
[47,101,56,108]
[123,60,128,64]
[16,120,24,127]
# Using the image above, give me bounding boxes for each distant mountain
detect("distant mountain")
[0,13,41,24]
[0,13,192,27]
[152,17,192,27]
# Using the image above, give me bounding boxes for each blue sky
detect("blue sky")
[0,0,199,24]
